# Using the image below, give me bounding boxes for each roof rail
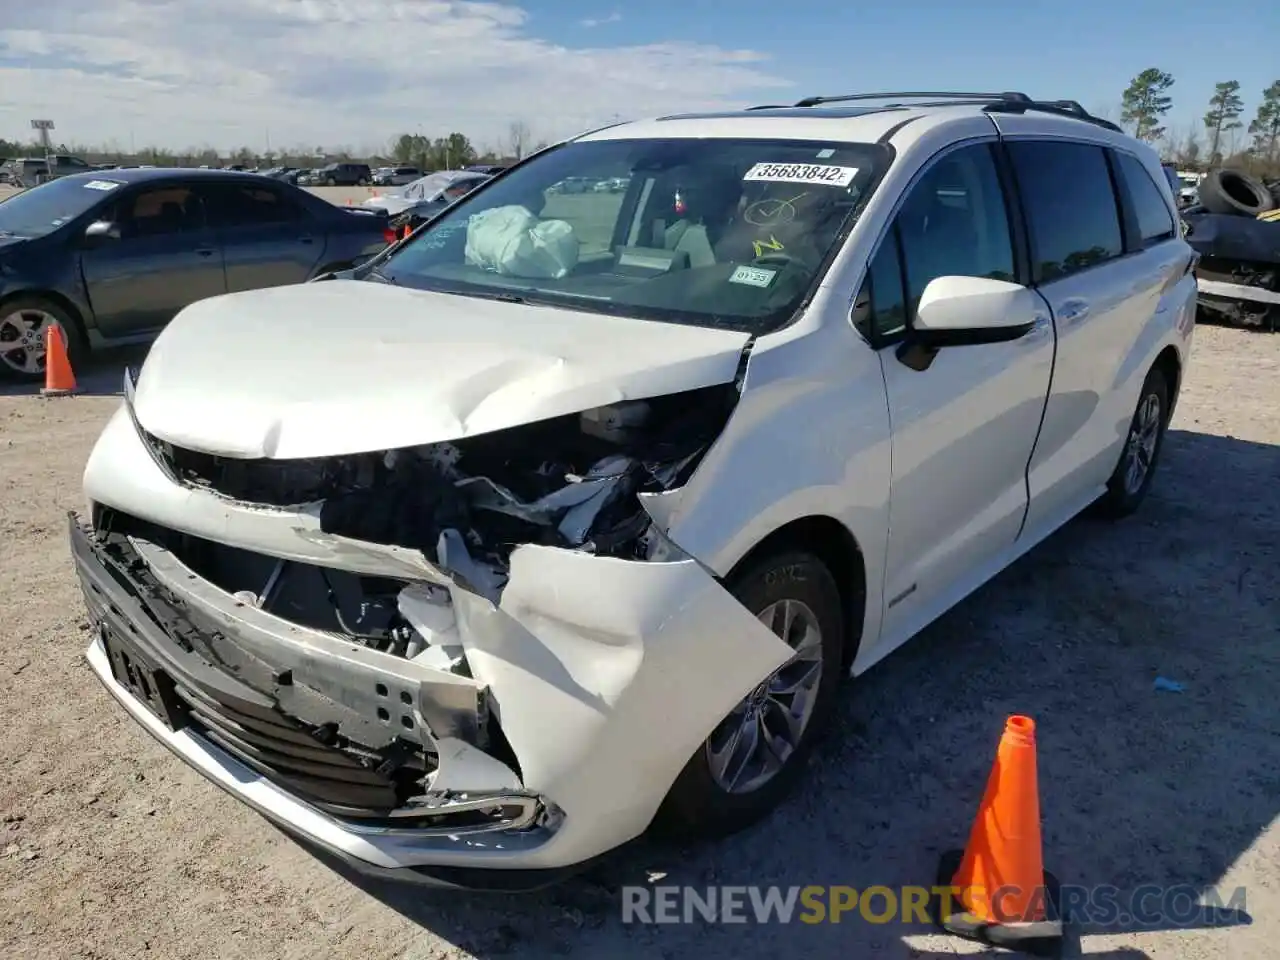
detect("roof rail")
[780,90,1121,133]
[791,91,1028,108]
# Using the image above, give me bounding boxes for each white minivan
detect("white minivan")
[72,91,1196,889]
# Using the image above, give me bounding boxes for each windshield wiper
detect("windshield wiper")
[466,290,528,304]
[362,265,398,285]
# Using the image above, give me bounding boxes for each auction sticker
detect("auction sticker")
[743,163,857,186]
[729,265,777,288]
[83,180,122,191]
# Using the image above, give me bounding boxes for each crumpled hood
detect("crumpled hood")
[363,195,415,215]
[131,280,750,459]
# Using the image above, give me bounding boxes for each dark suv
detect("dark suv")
[312,162,372,186]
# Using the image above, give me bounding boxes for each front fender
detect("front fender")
[450,541,794,865]
[662,322,891,588]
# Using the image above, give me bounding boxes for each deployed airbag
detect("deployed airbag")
[464,205,579,279]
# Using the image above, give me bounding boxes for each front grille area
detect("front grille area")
[173,680,418,817]
[79,517,430,818]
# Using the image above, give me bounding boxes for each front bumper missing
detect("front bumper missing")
[72,493,795,877]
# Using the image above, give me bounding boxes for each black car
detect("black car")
[312,162,373,186]
[0,169,393,380]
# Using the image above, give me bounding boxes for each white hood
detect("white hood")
[131,280,749,459]
[363,195,413,214]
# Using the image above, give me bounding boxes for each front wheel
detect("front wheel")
[0,296,86,382]
[1094,366,1171,518]
[654,550,845,840]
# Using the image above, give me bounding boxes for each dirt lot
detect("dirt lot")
[1,324,1277,960]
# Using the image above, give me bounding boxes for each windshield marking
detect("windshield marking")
[743,163,859,186]
[83,180,123,191]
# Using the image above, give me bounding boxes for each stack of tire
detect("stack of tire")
[1196,169,1280,220]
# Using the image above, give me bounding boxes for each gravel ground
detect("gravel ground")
[1,313,1278,959]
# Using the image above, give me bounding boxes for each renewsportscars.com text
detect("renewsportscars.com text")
[621,884,1247,926]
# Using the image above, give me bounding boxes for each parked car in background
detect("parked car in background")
[309,162,372,186]
[1181,168,1280,330]
[373,166,422,186]
[465,164,509,175]
[385,174,493,236]
[69,91,1194,888]
[361,170,490,216]
[1,154,95,187]
[0,169,392,380]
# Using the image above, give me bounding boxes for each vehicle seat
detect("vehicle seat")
[157,201,187,233]
[656,219,717,268]
[899,163,981,282]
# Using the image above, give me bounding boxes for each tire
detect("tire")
[357,178,369,186]
[325,177,336,186]
[0,295,87,383]
[653,550,845,841]
[1197,169,1276,217]
[1094,366,1171,519]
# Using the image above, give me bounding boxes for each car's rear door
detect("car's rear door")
[79,180,227,337]
[198,180,326,291]
[991,127,1193,543]
[861,137,1055,650]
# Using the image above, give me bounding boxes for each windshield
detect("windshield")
[374,137,889,334]
[0,175,122,238]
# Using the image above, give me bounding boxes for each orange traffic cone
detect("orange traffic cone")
[41,324,78,396]
[931,715,1064,957]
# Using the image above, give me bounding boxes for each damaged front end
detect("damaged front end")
[75,369,795,880]
[1185,212,1280,330]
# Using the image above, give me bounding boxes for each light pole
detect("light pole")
[30,119,54,182]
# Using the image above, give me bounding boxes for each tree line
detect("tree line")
[0,120,547,172]
[1118,70,1280,173]
[4,84,1277,176]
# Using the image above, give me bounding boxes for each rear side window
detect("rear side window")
[1007,141,1123,283]
[203,184,307,226]
[1115,152,1176,246]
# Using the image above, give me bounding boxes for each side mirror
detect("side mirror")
[908,276,1038,348]
[84,219,121,243]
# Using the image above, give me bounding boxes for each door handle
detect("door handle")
[195,247,216,257]
[298,235,315,245]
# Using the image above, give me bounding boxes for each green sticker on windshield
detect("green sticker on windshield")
[729,265,776,288]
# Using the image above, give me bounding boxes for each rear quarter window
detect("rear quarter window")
[1006,140,1124,283]
[1115,152,1177,246]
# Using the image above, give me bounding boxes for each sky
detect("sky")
[0,0,1276,156]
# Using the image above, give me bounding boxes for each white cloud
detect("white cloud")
[0,0,792,155]
[580,11,622,27]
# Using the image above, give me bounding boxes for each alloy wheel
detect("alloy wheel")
[705,598,825,795]
[1123,390,1163,495]
[0,307,61,376]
